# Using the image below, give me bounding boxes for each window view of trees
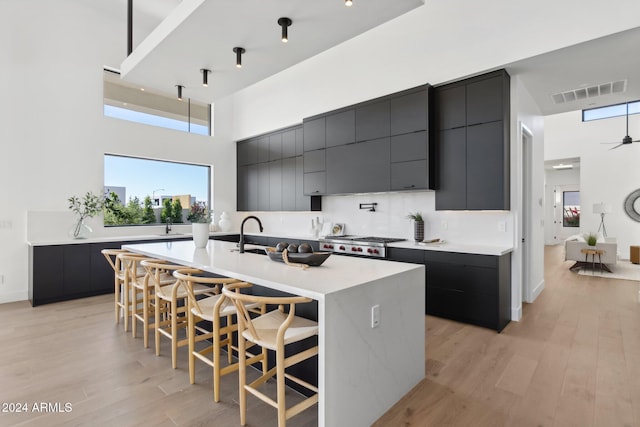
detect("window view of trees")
[103,154,210,227]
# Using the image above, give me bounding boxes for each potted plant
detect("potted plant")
[406,212,425,242]
[68,191,104,239]
[586,232,598,246]
[187,202,212,248]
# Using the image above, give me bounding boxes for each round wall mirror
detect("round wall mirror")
[623,189,640,222]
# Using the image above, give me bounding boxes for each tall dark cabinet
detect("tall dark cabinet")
[237,124,320,212]
[434,69,510,210]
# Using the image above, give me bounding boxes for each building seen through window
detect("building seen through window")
[103,154,211,226]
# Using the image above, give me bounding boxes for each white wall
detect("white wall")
[545,111,640,259]
[0,1,236,303]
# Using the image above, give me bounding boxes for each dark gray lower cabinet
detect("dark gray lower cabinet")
[388,247,511,332]
[29,238,192,307]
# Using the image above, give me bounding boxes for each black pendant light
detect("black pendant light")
[277,17,292,43]
[176,85,184,100]
[233,47,245,68]
[201,69,210,87]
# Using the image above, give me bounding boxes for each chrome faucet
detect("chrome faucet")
[239,215,263,253]
[165,218,172,234]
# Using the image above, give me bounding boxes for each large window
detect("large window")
[103,154,210,226]
[582,100,640,121]
[563,191,580,227]
[103,69,212,136]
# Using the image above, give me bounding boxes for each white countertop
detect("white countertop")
[123,239,423,301]
[27,229,513,256]
[26,231,232,247]
[388,239,513,256]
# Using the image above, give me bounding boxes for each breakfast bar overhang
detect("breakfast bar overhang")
[123,239,425,427]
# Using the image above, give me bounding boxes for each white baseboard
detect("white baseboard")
[0,291,29,305]
[511,305,522,321]
[530,279,545,302]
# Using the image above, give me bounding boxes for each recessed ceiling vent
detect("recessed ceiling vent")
[551,80,626,104]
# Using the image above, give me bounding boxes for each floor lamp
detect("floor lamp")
[593,202,612,237]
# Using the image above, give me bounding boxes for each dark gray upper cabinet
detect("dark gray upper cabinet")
[390,90,428,135]
[282,157,296,211]
[466,122,506,210]
[390,131,427,163]
[391,160,428,191]
[356,100,390,142]
[434,69,510,211]
[237,124,319,212]
[303,149,325,173]
[238,139,258,165]
[303,117,325,151]
[295,156,310,210]
[435,85,466,130]
[304,171,326,195]
[326,109,355,148]
[257,163,269,211]
[282,129,297,159]
[246,164,258,211]
[295,127,304,156]
[390,131,431,191]
[436,128,467,210]
[269,133,282,161]
[269,160,282,210]
[326,138,390,194]
[257,136,270,163]
[466,75,504,126]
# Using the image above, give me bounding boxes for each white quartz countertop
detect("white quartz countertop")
[26,231,232,247]
[27,230,513,256]
[387,239,513,256]
[123,240,423,301]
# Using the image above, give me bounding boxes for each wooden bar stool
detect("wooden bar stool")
[101,249,129,324]
[222,283,319,427]
[153,266,216,369]
[132,259,177,348]
[174,270,266,403]
[116,252,151,332]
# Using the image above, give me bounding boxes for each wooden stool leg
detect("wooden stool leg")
[188,305,196,385]
[115,277,121,324]
[155,295,162,356]
[276,349,287,427]
[238,331,248,426]
[171,298,178,369]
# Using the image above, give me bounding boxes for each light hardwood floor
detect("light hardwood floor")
[1,245,639,426]
[374,245,640,427]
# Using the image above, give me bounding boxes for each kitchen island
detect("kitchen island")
[123,239,425,427]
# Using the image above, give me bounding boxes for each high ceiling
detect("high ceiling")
[505,26,640,116]
[121,0,640,117]
[120,0,424,102]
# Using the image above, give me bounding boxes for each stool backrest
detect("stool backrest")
[141,259,184,293]
[101,249,129,273]
[222,283,311,345]
[173,268,239,316]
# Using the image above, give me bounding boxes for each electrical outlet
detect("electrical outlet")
[441,220,448,230]
[371,305,380,328]
[498,221,506,232]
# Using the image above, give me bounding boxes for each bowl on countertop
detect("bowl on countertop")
[264,247,331,267]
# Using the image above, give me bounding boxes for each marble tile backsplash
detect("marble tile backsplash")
[232,191,514,246]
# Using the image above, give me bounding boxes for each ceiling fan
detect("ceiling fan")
[602,102,639,150]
